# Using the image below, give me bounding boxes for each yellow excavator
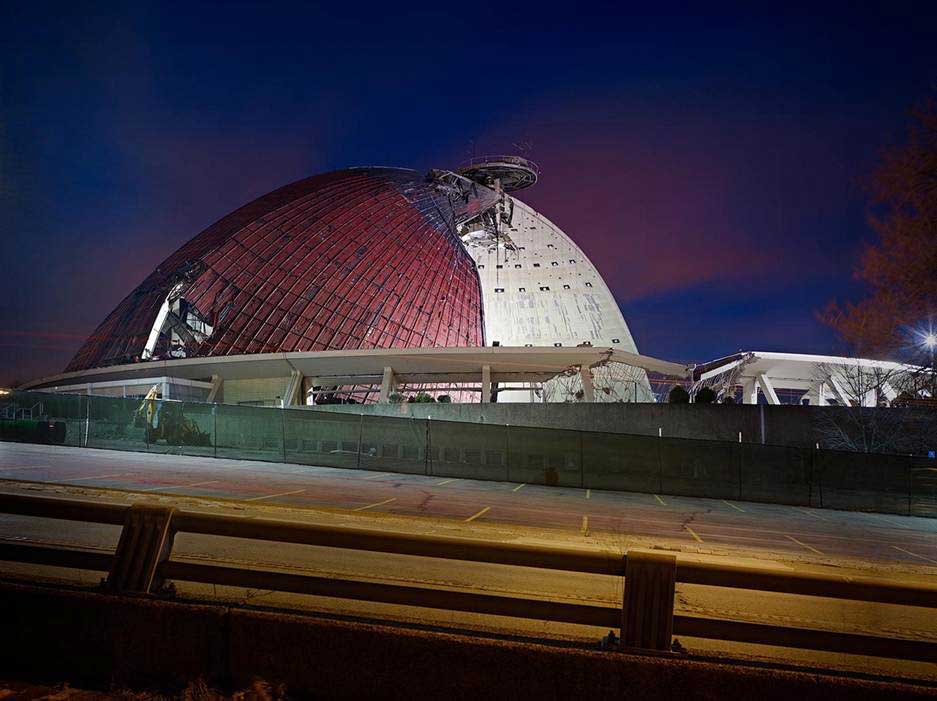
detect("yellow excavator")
[135,385,211,447]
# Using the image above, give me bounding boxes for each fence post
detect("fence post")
[621,550,676,651]
[425,417,430,476]
[212,405,217,458]
[506,423,511,483]
[908,461,913,517]
[656,429,663,495]
[106,504,176,594]
[357,414,363,470]
[83,394,91,448]
[280,407,287,463]
[737,441,743,500]
[579,431,584,489]
[815,445,823,508]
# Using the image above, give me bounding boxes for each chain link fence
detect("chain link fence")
[1,389,934,516]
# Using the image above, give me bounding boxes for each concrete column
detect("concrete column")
[481,365,491,404]
[741,378,758,405]
[579,366,595,402]
[756,373,780,405]
[206,374,223,403]
[828,374,852,406]
[303,377,320,406]
[379,366,395,404]
[283,369,304,407]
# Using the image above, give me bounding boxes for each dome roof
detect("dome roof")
[67,168,493,372]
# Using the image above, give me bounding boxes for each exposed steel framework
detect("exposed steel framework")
[68,168,492,372]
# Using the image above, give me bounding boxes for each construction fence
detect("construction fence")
[1,389,934,516]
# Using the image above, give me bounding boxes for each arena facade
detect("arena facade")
[26,157,676,405]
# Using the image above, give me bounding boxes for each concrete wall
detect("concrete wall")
[2,580,932,699]
[223,376,290,406]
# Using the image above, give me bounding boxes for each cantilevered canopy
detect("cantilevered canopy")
[25,346,689,391]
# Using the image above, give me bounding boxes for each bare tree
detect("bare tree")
[811,359,933,453]
[821,99,937,355]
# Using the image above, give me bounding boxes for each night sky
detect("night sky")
[3,2,936,385]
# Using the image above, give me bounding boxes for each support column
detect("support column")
[481,365,492,404]
[379,366,396,404]
[828,374,852,406]
[579,366,595,402]
[621,550,676,651]
[106,504,176,594]
[881,381,897,404]
[303,377,320,406]
[741,378,758,405]
[756,373,780,405]
[206,374,223,403]
[283,369,304,407]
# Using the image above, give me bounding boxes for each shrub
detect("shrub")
[668,385,690,403]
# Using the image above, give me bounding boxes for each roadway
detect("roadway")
[1,441,937,682]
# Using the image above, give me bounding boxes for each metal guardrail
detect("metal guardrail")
[1,492,936,662]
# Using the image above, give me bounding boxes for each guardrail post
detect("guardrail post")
[621,550,676,651]
[106,504,176,594]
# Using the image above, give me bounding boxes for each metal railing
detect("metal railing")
[1,492,936,662]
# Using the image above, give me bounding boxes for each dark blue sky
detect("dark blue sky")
[3,2,936,383]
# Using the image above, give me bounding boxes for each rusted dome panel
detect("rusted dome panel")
[67,168,488,372]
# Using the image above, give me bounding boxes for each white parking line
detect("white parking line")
[786,534,823,555]
[245,488,306,502]
[465,506,491,523]
[892,545,937,565]
[60,473,131,483]
[140,480,219,493]
[353,497,396,512]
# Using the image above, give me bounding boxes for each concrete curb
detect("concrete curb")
[1,580,934,699]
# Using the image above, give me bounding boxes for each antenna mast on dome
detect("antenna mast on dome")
[457,154,539,192]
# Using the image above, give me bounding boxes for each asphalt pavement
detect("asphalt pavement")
[2,441,937,682]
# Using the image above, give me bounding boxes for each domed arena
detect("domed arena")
[31,159,674,405]
[67,168,495,372]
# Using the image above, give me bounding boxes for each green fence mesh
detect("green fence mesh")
[428,419,509,481]
[1,389,933,515]
[283,408,360,469]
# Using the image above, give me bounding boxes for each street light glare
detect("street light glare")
[926,333,937,348]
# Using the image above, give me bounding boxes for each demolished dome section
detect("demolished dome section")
[67,168,493,372]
